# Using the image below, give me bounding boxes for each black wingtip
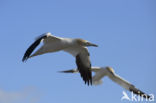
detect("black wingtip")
[58,70,76,73]
[22,52,30,62]
[58,71,71,73]
[22,35,47,62]
[79,67,92,86]
[129,87,151,99]
[22,57,27,62]
[76,54,92,86]
[22,54,29,62]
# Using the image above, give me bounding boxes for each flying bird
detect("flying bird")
[60,66,150,99]
[22,32,98,85]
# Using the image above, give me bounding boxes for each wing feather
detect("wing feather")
[59,69,78,73]
[109,73,150,98]
[22,35,47,62]
[22,33,65,61]
[64,47,92,85]
[129,85,150,99]
[76,52,92,85]
[92,69,107,84]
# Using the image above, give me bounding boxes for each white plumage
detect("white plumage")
[22,32,98,85]
[60,66,150,98]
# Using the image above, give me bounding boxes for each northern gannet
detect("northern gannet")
[22,32,98,85]
[60,66,150,98]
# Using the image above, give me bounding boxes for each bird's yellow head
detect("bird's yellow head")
[75,38,98,47]
[106,66,115,73]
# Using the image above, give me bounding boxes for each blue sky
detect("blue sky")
[0,0,156,103]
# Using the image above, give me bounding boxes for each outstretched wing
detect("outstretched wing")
[22,33,63,62]
[129,85,150,98]
[76,48,92,86]
[22,34,47,62]
[109,73,150,99]
[59,69,78,73]
[64,47,92,85]
[92,68,107,85]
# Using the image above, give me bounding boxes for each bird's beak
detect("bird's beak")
[87,42,98,47]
